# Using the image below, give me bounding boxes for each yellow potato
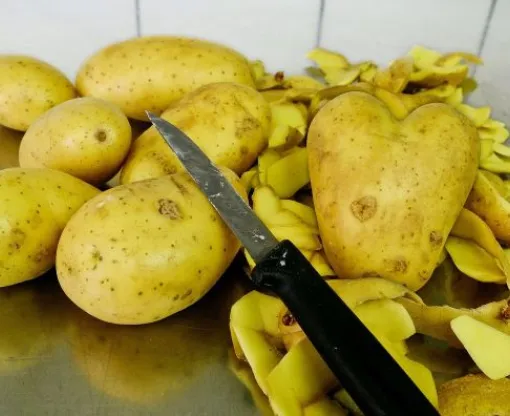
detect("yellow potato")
[308,91,479,290]
[76,36,255,120]
[0,168,100,287]
[56,168,247,324]
[19,97,132,185]
[0,125,22,169]
[0,55,76,131]
[120,82,270,184]
[438,374,510,416]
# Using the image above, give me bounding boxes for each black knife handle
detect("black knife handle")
[251,240,439,416]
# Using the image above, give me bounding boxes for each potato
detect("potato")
[76,36,256,120]
[308,92,479,290]
[56,168,247,325]
[0,168,100,287]
[0,125,22,169]
[0,55,76,131]
[438,374,510,415]
[120,82,270,184]
[18,97,132,185]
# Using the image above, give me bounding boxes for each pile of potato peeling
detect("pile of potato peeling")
[1,35,510,415]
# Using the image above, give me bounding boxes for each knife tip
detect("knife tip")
[145,110,159,123]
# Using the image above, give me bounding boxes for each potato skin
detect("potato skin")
[76,36,256,121]
[120,82,270,184]
[308,92,479,290]
[56,168,247,325]
[0,55,76,131]
[0,168,100,287]
[18,97,132,185]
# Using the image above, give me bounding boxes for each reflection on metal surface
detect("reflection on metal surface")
[228,350,273,416]
[0,263,264,415]
[0,125,22,169]
[0,273,69,375]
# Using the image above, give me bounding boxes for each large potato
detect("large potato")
[18,97,132,185]
[120,82,270,184]
[56,168,247,325]
[0,168,100,287]
[0,125,22,169]
[308,92,479,290]
[76,36,256,121]
[0,55,76,131]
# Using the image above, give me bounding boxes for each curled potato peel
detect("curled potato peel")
[447,208,510,284]
[397,296,510,348]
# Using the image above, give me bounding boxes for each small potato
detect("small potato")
[0,125,22,169]
[56,168,247,325]
[76,36,255,120]
[120,82,270,184]
[0,55,76,131]
[0,168,100,287]
[19,97,132,185]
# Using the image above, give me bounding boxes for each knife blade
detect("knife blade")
[147,111,439,416]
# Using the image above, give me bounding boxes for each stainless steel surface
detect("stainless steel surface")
[148,113,279,264]
[0,267,265,415]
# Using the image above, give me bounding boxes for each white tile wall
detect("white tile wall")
[0,0,508,122]
[0,0,137,80]
[469,0,510,124]
[139,0,321,74]
[319,0,492,65]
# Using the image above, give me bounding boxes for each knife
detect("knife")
[147,112,439,416]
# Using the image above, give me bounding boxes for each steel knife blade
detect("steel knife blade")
[146,111,278,263]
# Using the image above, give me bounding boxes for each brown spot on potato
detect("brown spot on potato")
[350,196,377,222]
[9,228,26,250]
[33,247,51,263]
[386,257,408,273]
[158,198,181,219]
[91,249,103,262]
[95,129,107,142]
[235,116,260,139]
[429,231,443,246]
[181,289,192,299]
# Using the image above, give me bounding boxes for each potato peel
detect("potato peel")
[397,297,510,348]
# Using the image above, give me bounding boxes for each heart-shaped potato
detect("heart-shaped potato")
[308,91,479,290]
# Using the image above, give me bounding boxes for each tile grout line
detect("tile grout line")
[135,0,141,37]
[473,0,498,76]
[315,0,326,47]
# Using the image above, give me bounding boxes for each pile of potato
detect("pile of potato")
[1,35,510,415]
